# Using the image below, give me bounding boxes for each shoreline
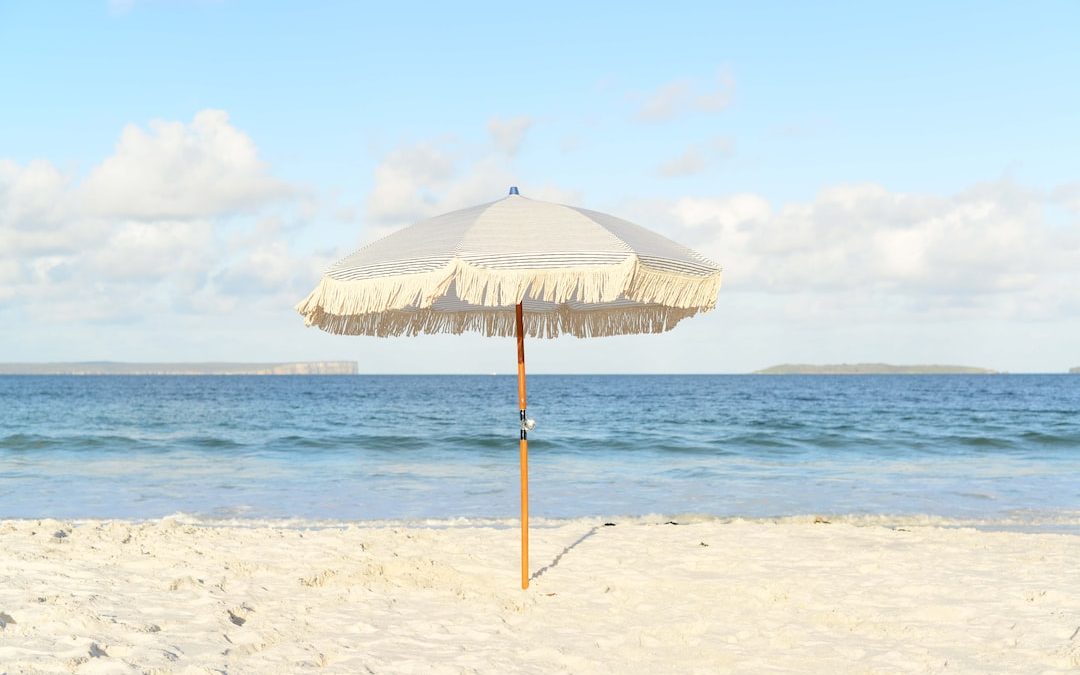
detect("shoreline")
[5,510,1080,532]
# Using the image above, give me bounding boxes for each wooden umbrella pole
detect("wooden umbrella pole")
[515,302,529,590]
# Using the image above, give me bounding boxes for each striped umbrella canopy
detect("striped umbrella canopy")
[296,188,722,588]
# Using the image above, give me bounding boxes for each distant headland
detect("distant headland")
[1071,366,1080,374]
[0,361,358,375]
[754,363,997,375]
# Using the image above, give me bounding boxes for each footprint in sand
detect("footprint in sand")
[300,569,339,587]
[227,603,255,627]
[168,576,205,591]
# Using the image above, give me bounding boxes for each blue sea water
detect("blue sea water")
[0,374,1078,524]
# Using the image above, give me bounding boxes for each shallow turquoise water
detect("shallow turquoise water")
[1,374,1078,522]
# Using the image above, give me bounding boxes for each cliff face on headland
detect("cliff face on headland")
[1070,367,1080,374]
[754,363,997,375]
[0,362,358,375]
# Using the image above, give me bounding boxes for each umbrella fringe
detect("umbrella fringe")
[298,304,703,339]
[625,263,722,310]
[294,267,452,318]
[295,258,721,321]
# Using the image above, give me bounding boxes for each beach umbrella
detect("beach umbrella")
[296,187,722,588]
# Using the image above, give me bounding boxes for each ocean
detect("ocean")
[1,374,1078,526]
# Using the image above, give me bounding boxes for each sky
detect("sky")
[1,1,1078,373]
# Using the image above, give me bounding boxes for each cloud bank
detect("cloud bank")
[0,110,324,324]
[3,108,1076,367]
[661,181,1080,319]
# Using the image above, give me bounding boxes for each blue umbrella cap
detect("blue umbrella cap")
[509,186,519,195]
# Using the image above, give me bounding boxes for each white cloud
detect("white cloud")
[673,192,771,231]
[365,126,580,234]
[86,219,216,282]
[366,141,460,228]
[664,180,1080,319]
[487,116,533,156]
[635,69,735,123]
[1052,182,1080,213]
[0,159,71,230]
[657,137,733,177]
[0,110,315,324]
[657,146,706,177]
[637,80,692,123]
[81,109,291,220]
[695,70,735,113]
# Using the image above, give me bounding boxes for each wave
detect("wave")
[5,428,1071,460]
[0,433,144,452]
[187,436,245,449]
[1017,430,1080,446]
[0,433,247,452]
[949,435,1016,449]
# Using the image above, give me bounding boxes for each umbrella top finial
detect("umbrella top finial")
[508,186,519,196]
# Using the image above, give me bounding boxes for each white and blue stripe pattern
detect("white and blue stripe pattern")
[297,192,722,338]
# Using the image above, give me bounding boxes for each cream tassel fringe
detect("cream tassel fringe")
[301,304,704,339]
[295,256,721,338]
[297,257,721,317]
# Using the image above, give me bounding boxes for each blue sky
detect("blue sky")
[1,1,1078,372]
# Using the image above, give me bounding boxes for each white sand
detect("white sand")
[0,517,1078,674]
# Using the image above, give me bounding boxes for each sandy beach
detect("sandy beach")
[0,517,1077,673]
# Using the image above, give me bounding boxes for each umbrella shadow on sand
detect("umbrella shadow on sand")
[530,525,602,582]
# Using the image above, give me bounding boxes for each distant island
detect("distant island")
[1071,367,1080,374]
[754,363,997,375]
[0,361,358,375]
